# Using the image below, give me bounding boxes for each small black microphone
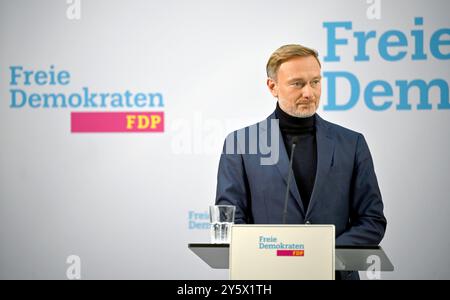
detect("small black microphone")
[282,137,299,224]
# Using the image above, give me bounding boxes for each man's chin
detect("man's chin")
[293,108,317,118]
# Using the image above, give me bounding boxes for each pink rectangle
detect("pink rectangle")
[277,250,304,256]
[71,112,164,133]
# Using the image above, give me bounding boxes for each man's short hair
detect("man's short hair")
[266,44,321,80]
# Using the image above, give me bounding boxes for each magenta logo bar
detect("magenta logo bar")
[277,250,304,257]
[71,112,164,133]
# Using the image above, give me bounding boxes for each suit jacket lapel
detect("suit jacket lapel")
[306,114,335,218]
[260,112,303,214]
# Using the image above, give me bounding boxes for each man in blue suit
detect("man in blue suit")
[215,44,387,280]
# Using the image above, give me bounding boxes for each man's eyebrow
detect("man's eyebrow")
[287,78,306,83]
[287,76,322,83]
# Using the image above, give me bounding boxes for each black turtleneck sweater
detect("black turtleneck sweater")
[275,103,317,213]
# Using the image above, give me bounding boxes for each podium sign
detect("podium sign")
[229,225,335,280]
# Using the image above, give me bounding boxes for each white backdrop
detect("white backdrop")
[0,0,449,279]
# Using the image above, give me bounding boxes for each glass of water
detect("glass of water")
[209,205,236,244]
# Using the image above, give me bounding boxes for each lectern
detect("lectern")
[189,224,394,280]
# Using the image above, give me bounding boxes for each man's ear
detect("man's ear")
[267,78,278,98]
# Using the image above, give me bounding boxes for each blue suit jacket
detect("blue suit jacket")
[215,111,386,247]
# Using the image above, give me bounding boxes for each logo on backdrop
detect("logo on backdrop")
[8,65,165,133]
[188,210,210,230]
[322,14,450,111]
[259,236,305,257]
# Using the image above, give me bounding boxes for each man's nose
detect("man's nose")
[302,84,313,98]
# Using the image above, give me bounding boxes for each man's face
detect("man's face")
[267,56,322,118]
